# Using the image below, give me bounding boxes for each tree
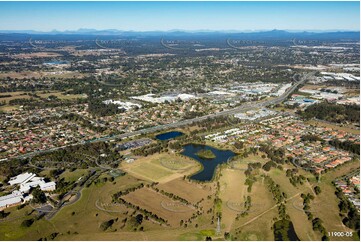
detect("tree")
[100,219,114,231]
[314,186,321,195]
[21,219,34,227]
[0,210,10,219]
[31,187,47,204]
[135,214,143,225]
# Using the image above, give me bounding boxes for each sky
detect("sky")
[0,1,359,32]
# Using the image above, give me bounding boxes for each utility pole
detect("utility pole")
[216,216,221,235]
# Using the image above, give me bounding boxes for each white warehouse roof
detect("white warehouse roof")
[0,191,23,208]
[8,172,35,186]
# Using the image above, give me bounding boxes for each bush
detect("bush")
[314,186,321,195]
[21,219,34,227]
[100,219,114,231]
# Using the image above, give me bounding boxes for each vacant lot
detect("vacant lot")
[123,187,195,227]
[156,178,213,204]
[13,52,62,58]
[219,168,247,231]
[121,153,200,183]
[0,91,32,103]
[59,169,89,183]
[36,91,87,100]
[231,180,277,241]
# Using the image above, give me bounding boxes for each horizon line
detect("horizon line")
[0,28,360,33]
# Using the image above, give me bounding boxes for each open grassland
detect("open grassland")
[121,153,200,183]
[232,199,278,241]
[0,70,85,79]
[126,162,174,181]
[305,185,354,241]
[322,158,360,181]
[240,153,269,164]
[12,52,62,58]
[0,90,86,112]
[1,156,358,240]
[58,227,217,241]
[150,153,195,170]
[122,187,195,227]
[59,169,89,183]
[219,168,247,231]
[36,91,87,100]
[306,160,360,241]
[0,91,32,103]
[0,174,149,240]
[286,195,320,240]
[0,105,20,112]
[0,205,37,240]
[268,168,307,198]
[230,179,276,238]
[155,178,213,204]
[267,161,359,241]
[0,71,43,79]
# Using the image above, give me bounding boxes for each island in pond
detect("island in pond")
[196,149,216,159]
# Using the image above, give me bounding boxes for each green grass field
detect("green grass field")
[1,154,358,241]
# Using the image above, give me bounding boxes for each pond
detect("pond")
[156,131,184,141]
[181,144,236,182]
[273,219,300,241]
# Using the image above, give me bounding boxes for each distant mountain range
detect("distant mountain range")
[0,28,359,35]
[0,29,359,41]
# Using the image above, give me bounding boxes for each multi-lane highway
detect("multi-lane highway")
[8,72,312,161]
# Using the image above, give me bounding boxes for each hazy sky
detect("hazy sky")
[0,1,359,31]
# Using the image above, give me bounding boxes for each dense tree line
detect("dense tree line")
[301,193,315,221]
[334,187,360,238]
[312,218,330,240]
[329,139,360,155]
[301,134,323,142]
[112,183,145,201]
[88,99,125,117]
[0,158,29,178]
[298,102,360,124]
[31,141,122,170]
[132,142,166,156]
[264,175,287,204]
[300,192,330,240]
[259,144,286,164]
[150,186,191,205]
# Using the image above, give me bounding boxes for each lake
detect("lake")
[181,144,236,182]
[156,131,184,141]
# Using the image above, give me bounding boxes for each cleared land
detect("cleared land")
[219,168,247,231]
[122,187,195,227]
[231,180,277,241]
[121,153,200,183]
[156,178,213,204]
